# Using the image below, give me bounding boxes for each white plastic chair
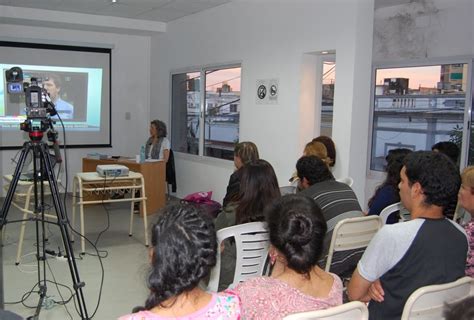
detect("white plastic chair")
[207,221,270,292]
[379,202,401,225]
[401,276,474,320]
[336,177,354,187]
[325,215,382,272]
[280,185,297,195]
[283,301,369,320]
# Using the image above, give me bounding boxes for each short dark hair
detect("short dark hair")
[444,296,474,320]
[296,155,334,185]
[312,136,336,167]
[431,141,460,164]
[236,159,280,224]
[403,151,461,216]
[151,119,167,138]
[266,194,327,275]
[145,204,216,309]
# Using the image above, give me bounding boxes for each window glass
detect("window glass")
[171,71,200,155]
[370,64,467,171]
[171,65,241,160]
[320,59,335,137]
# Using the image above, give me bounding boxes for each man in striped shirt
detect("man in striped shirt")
[297,155,363,278]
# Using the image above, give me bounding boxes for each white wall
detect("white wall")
[150,0,375,204]
[0,22,152,194]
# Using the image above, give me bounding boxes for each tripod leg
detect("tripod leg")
[0,143,33,231]
[39,144,89,319]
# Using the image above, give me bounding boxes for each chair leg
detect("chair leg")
[143,198,148,247]
[16,211,29,265]
[129,188,135,237]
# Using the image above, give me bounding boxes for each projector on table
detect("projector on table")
[96,164,129,177]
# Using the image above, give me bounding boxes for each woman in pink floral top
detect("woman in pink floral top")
[231,195,343,319]
[458,166,474,277]
[119,204,240,320]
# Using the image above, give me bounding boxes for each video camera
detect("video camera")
[5,67,58,137]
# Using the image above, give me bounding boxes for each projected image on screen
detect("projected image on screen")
[0,42,111,148]
[1,67,101,130]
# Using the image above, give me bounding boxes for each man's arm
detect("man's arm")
[347,267,372,302]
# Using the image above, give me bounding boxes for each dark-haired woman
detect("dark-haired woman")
[366,148,412,223]
[231,195,342,319]
[312,135,336,168]
[145,119,170,162]
[214,159,280,291]
[222,141,260,207]
[119,204,241,320]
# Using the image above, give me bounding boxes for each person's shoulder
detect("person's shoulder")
[212,292,241,318]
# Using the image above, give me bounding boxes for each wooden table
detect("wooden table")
[82,157,166,215]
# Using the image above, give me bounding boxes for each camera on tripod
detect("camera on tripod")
[5,67,58,135]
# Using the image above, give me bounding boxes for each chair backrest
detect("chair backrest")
[325,215,382,272]
[280,185,297,195]
[283,301,369,320]
[207,221,270,292]
[336,177,354,187]
[401,276,474,320]
[379,202,401,225]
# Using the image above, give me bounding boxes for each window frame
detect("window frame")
[367,57,473,175]
[169,62,242,162]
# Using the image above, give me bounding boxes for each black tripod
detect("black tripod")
[0,139,89,319]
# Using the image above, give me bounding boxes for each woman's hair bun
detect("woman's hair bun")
[286,211,313,247]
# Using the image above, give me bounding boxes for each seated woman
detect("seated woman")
[366,148,411,224]
[457,166,474,277]
[313,135,336,168]
[232,195,343,319]
[146,119,170,162]
[222,141,259,207]
[119,204,241,320]
[214,159,280,291]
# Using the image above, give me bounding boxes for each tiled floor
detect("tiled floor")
[1,194,173,319]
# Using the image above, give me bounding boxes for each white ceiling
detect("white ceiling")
[0,0,231,23]
[0,0,413,24]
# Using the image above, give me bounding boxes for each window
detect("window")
[370,63,470,171]
[319,56,336,137]
[171,65,241,160]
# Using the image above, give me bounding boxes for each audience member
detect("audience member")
[444,296,474,320]
[214,159,280,290]
[366,148,412,223]
[313,135,336,167]
[457,166,474,277]
[348,151,468,320]
[431,141,460,164]
[222,141,259,207]
[289,141,330,185]
[231,195,342,319]
[119,204,240,320]
[296,155,362,278]
[146,120,170,162]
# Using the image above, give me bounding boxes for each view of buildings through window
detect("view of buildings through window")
[370,63,468,171]
[320,59,336,137]
[171,66,241,160]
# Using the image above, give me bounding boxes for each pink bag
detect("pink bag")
[182,191,222,218]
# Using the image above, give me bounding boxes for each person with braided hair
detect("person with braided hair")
[231,195,342,319]
[119,204,240,320]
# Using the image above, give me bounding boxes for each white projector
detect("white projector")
[96,164,129,177]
